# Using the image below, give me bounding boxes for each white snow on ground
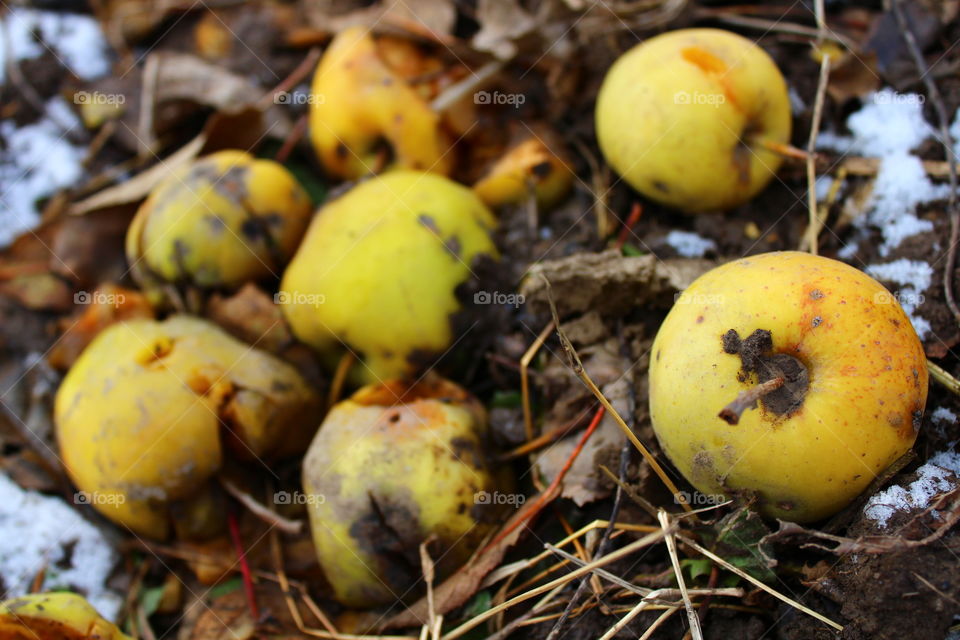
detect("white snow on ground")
[864,259,933,339]
[0,97,87,246]
[0,473,122,620]
[664,230,716,258]
[932,407,958,425]
[864,450,960,528]
[0,9,111,246]
[0,9,111,84]
[817,89,949,257]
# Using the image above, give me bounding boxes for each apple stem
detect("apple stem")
[751,137,813,161]
[719,377,785,425]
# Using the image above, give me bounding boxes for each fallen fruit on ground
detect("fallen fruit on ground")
[309,27,453,179]
[302,377,509,607]
[126,150,312,291]
[595,28,791,212]
[473,135,573,210]
[649,251,928,522]
[279,170,497,382]
[55,315,320,539]
[0,592,133,640]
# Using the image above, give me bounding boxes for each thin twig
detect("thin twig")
[891,0,960,324]
[443,529,668,640]
[220,477,303,534]
[541,275,694,514]
[658,511,702,640]
[928,359,960,397]
[718,377,784,425]
[430,60,504,113]
[679,534,843,631]
[521,321,554,441]
[804,52,832,254]
[227,510,259,621]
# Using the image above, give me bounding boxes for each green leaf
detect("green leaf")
[491,390,523,409]
[621,243,644,257]
[711,508,777,584]
[462,590,492,618]
[680,557,713,583]
[207,577,244,600]
[139,586,165,618]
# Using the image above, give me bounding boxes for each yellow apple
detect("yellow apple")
[595,28,791,212]
[55,315,320,539]
[0,592,133,640]
[302,377,508,607]
[473,135,574,210]
[279,170,497,383]
[126,150,312,290]
[649,252,927,522]
[309,27,453,179]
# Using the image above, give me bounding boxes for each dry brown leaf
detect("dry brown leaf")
[375,486,557,631]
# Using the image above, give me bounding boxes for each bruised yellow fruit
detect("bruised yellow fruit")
[55,315,320,539]
[0,592,133,640]
[649,252,928,522]
[308,27,452,179]
[126,150,312,290]
[302,377,508,607]
[596,29,791,212]
[279,170,497,382]
[473,136,573,210]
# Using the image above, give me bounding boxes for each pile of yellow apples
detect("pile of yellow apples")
[32,24,929,632]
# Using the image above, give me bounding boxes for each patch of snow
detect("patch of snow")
[932,407,957,425]
[0,9,111,84]
[864,450,960,528]
[788,86,806,115]
[865,258,933,291]
[664,230,716,258]
[837,241,859,260]
[817,89,934,157]
[817,89,947,255]
[0,97,86,246]
[0,473,122,621]
[865,259,933,339]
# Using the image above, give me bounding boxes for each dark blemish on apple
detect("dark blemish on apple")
[532,161,552,178]
[912,409,923,433]
[721,328,809,418]
[656,350,660,362]
[890,318,900,327]
[336,143,349,159]
[810,289,824,300]
[381,77,394,86]
[696,315,704,324]
[653,180,669,193]
[777,501,795,511]
[812,316,822,328]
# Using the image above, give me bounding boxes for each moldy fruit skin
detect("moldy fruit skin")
[279,170,497,383]
[648,252,928,522]
[55,315,320,539]
[309,26,452,179]
[0,592,133,640]
[302,377,508,608]
[595,28,791,212]
[126,150,312,290]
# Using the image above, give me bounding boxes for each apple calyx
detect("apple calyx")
[719,329,809,424]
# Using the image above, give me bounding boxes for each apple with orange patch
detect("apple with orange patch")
[649,252,928,522]
[595,29,792,212]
